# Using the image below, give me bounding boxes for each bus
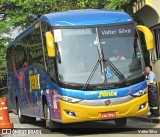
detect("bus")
[133,0,160,114]
[7,9,154,129]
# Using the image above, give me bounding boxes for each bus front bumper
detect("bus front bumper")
[59,93,148,123]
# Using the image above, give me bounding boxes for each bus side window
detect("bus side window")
[41,22,58,83]
[25,26,44,69]
[11,43,26,70]
[7,36,28,72]
[7,49,13,72]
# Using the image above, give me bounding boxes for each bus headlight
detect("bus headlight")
[59,95,83,103]
[131,88,147,97]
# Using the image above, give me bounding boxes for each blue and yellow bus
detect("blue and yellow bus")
[7,10,154,129]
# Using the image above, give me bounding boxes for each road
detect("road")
[1,113,160,137]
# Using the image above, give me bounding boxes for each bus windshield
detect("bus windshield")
[54,23,144,85]
[98,23,144,83]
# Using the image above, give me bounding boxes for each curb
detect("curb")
[131,116,160,124]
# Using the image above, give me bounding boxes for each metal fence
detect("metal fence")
[0,87,8,94]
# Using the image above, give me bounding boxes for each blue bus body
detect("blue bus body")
[7,10,148,125]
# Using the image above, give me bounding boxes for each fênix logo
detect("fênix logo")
[98,91,117,98]
[29,70,40,92]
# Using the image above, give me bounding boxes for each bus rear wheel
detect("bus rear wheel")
[17,102,27,124]
[115,117,127,127]
[26,117,36,123]
[44,101,60,131]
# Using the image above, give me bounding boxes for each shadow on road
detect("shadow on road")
[26,119,156,135]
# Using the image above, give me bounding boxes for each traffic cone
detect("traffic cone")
[0,97,13,129]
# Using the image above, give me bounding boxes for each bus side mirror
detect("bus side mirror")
[46,31,56,57]
[136,25,154,50]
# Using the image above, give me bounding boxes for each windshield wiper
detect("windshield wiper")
[82,58,130,90]
[82,59,101,90]
[104,58,131,86]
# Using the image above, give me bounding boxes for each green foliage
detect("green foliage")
[0,38,9,76]
[105,0,128,10]
[105,0,136,15]
[0,0,136,79]
[0,0,135,34]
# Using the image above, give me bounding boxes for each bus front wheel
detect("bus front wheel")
[44,101,60,131]
[115,117,127,127]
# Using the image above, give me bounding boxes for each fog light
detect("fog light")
[65,110,76,117]
[139,103,146,110]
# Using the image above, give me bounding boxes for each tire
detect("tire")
[115,117,127,127]
[44,101,60,131]
[17,102,27,124]
[26,117,36,123]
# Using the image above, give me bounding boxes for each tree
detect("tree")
[0,0,136,80]
[0,36,9,87]
[1,0,136,34]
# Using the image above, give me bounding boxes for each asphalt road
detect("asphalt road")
[1,113,160,137]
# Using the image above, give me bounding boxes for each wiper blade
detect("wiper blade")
[104,58,130,86]
[82,59,101,90]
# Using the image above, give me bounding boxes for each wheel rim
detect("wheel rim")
[47,108,50,120]
[45,104,50,121]
[44,103,51,128]
[18,107,21,117]
[18,104,21,118]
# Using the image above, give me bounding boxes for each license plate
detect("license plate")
[101,112,116,119]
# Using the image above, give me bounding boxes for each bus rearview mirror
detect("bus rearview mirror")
[46,31,56,57]
[136,25,154,50]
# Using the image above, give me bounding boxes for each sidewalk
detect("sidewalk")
[132,116,160,123]
[132,112,160,123]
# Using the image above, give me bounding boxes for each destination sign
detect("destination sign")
[62,28,93,36]
[98,24,135,38]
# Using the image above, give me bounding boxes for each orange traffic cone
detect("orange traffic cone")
[0,97,13,129]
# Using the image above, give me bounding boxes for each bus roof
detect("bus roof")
[8,9,133,48]
[43,9,132,26]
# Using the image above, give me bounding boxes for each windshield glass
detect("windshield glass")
[98,24,144,83]
[54,24,144,84]
[55,28,103,84]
